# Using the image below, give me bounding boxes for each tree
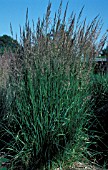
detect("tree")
[0,35,20,55]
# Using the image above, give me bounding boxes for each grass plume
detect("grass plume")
[0,1,108,169]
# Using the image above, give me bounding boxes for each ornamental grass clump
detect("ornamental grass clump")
[0,1,108,169]
[2,65,94,170]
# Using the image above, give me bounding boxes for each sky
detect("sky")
[0,0,108,42]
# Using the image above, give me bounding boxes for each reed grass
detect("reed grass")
[0,1,108,169]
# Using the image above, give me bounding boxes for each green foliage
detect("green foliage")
[0,1,108,169]
[2,65,92,169]
[0,35,20,54]
[0,157,9,170]
[88,74,108,167]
